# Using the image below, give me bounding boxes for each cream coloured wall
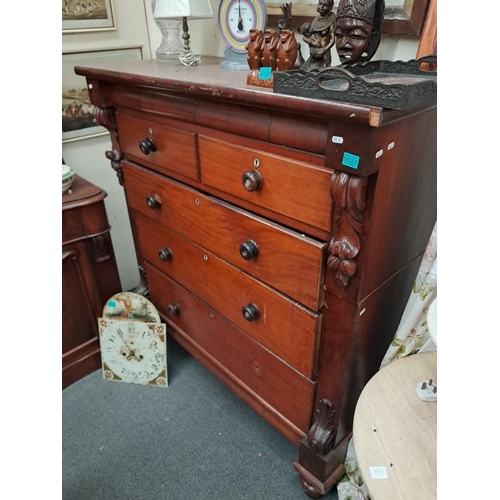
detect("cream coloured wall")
[63,0,422,292]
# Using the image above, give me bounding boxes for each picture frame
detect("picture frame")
[62,0,116,33]
[62,46,143,144]
[266,0,430,36]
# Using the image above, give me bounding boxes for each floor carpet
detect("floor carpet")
[63,336,339,500]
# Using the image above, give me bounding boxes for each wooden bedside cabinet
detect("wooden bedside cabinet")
[75,58,436,498]
[62,175,122,389]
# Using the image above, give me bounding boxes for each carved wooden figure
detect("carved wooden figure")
[334,0,385,64]
[300,0,336,72]
[277,29,298,71]
[262,29,279,71]
[245,29,265,70]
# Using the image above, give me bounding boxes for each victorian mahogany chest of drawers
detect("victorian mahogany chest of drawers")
[76,58,436,498]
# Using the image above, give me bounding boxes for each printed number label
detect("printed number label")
[342,152,360,169]
[259,67,272,81]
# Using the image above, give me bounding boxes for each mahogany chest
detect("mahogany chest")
[76,58,436,498]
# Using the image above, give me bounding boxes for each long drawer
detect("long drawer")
[198,135,334,232]
[115,112,199,181]
[123,161,326,311]
[145,262,316,432]
[135,212,320,378]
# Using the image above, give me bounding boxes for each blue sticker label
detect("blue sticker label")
[342,152,360,169]
[259,67,272,81]
[108,301,116,307]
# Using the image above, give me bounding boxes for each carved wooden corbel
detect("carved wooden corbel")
[307,399,336,455]
[293,399,343,499]
[328,171,368,289]
[95,107,123,185]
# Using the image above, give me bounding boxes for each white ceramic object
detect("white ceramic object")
[62,164,76,193]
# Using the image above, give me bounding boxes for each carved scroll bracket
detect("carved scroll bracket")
[328,171,368,290]
[95,107,123,185]
[307,399,336,456]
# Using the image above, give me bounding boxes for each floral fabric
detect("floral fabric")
[337,221,437,500]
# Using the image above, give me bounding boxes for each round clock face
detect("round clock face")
[218,0,267,54]
[99,319,167,386]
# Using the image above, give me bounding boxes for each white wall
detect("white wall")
[62,1,153,291]
[63,0,421,292]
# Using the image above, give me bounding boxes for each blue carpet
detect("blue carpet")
[63,336,339,500]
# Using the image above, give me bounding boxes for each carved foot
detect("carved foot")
[298,475,323,499]
[293,400,351,497]
[293,460,345,498]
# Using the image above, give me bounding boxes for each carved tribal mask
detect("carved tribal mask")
[334,0,385,64]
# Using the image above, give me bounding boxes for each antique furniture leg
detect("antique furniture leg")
[293,400,350,498]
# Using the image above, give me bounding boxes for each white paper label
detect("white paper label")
[388,142,395,150]
[375,149,383,158]
[331,136,344,144]
[369,466,388,479]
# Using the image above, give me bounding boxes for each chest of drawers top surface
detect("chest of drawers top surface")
[75,57,435,129]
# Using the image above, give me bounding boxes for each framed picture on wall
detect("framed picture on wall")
[62,46,143,144]
[62,0,116,33]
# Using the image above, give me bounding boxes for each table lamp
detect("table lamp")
[153,0,213,66]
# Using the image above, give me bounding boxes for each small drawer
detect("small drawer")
[145,261,316,433]
[115,112,199,181]
[136,214,320,379]
[198,135,334,232]
[123,162,326,311]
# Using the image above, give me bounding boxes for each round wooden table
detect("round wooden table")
[353,352,437,500]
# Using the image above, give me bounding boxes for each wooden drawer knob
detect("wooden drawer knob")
[167,302,180,316]
[239,240,259,260]
[158,247,173,262]
[146,195,161,210]
[242,303,260,322]
[138,137,157,155]
[242,170,263,192]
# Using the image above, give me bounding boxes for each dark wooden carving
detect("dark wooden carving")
[327,171,368,289]
[278,3,293,31]
[335,0,385,65]
[246,29,264,70]
[277,30,298,71]
[262,29,279,71]
[307,399,336,455]
[95,107,123,185]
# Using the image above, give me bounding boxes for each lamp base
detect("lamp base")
[154,19,182,62]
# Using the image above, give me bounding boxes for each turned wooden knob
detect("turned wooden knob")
[239,240,259,260]
[242,303,260,322]
[158,247,173,262]
[138,137,157,155]
[146,195,161,210]
[167,302,180,316]
[242,170,264,192]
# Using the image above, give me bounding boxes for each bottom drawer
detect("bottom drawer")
[145,261,316,433]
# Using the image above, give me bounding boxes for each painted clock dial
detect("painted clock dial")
[99,318,167,386]
[218,0,267,54]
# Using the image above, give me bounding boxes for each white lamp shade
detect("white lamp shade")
[153,0,213,20]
